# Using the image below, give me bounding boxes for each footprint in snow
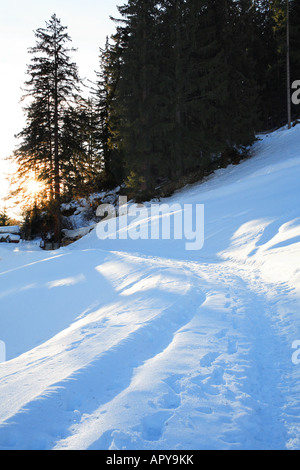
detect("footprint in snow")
[157,388,181,410]
[227,337,238,355]
[214,329,228,339]
[200,352,220,368]
[140,411,172,442]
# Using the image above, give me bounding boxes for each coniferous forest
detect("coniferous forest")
[11,0,300,243]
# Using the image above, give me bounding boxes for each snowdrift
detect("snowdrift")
[0,126,300,450]
[0,226,20,234]
[0,226,20,244]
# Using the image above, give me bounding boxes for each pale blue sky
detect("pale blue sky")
[0,0,121,210]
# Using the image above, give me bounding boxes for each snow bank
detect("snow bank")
[62,225,96,241]
[0,226,20,234]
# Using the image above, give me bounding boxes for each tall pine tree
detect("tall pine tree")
[14,14,81,243]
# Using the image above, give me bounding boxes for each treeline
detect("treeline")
[12,1,300,242]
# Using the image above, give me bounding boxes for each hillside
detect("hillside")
[0,125,300,450]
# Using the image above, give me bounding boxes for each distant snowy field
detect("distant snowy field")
[0,125,300,450]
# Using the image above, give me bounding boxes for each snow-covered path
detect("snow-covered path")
[51,257,299,451]
[0,126,300,450]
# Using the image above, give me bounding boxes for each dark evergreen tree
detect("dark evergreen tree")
[94,36,125,188]
[290,0,300,120]
[0,209,10,227]
[14,14,81,242]
[113,0,164,195]
[176,0,257,166]
[59,97,104,197]
[103,0,260,196]
[98,0,299,195]
[256,0,288,128]
[158,0,201,179]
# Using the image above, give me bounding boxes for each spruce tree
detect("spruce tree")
[158,0,194,179]
[104,0,260,193]
[115,0,163,195]
[94,36,124,188]
[0,209,10,227]
[14,14,81,243]
[59,97,104,197]
[290,0,300,120]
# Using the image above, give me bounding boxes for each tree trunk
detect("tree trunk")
[53,47,61,244]
[287,0,292,129]
[174,0,184,177]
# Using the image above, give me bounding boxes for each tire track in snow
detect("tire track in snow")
[55,260,298,450]
[0,259,204,450]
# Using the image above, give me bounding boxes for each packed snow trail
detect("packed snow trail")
[0,125,300,449]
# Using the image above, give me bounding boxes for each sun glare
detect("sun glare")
[25,177,45,198]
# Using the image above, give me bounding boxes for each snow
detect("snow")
[62,225,96,241]
[0,234,20,243]
[61,188,121,233]
[0,226,20,234]
[0,125,300,450]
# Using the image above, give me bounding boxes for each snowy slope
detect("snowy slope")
[0,125,300,450]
